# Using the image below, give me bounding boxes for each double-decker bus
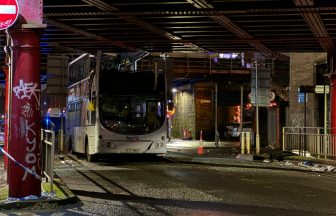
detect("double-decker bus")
[65,51,170,161]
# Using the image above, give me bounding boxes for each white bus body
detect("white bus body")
[66,52,168,160]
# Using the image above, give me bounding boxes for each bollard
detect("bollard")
[246,132,251,154]
[241,132,251,155]
[241,132,245,154]
[59,130,64,153]
[282,127,285,151]
[197,130,204,155]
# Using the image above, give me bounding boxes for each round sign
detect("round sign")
[0,0,19,30]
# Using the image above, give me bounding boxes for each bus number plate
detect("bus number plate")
[126,148,140,153]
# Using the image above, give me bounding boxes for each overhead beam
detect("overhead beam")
[173,68,250,78]
[44,18,137,51]
[81,0,205,52]
[293,0,335,52]
[187,0,288,60]
[41,42,84,53]
[44,7,336,17]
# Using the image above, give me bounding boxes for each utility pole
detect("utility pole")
[214,84,219,147]
[255,60,260,155]
[240,85,243,133]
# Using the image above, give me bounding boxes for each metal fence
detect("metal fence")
[282,127,336,158]
[41,129,55,195]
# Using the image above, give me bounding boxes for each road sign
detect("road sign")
[251,68,271,107]
[0,0,19,30]
[250,90,273,106]
[315,85,329,94]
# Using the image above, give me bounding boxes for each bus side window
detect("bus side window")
[76,101,82,127]
[68,103,74,112]
[86,103,90,125]
[76,101,82,110]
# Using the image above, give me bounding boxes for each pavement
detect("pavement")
[1,138,336,210]
[166,139,336,172]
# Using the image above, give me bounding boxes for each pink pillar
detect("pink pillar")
[331,74,336,132]
[7,29,41,198]
[328,53,336,155]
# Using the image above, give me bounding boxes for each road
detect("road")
[2,154,336,216]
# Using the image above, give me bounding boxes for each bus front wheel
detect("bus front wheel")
[85,137,95,162]
[67,137,73,154]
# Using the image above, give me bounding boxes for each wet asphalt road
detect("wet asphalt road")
[2,154,336,216]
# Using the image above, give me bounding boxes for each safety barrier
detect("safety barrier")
[41,129,55,196]
[282,127,336,158]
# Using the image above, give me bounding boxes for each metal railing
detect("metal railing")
[41,129,55,196]
[282,127,336,158]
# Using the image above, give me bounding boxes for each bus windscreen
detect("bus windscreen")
[99,70,166,134]
[99,69,165,95]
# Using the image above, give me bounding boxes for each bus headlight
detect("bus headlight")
[99,140,116,148]
[105,142,112,148]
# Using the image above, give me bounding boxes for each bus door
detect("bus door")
[73,100,86,153]
[66,102,75,150]
[85,73,97,153]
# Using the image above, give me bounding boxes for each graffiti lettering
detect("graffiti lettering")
[25,119,36,152]
[22,102,34,118]
[22,166,36,182]
[290,112,304,128]
[14,125,19,139]
[21,118,38,181]
[26,153,36,163]
[13,80,40,108]
[0,19,12,28]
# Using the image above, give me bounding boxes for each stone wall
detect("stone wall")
[289,52,327,127]
[172,85,196,139]
[171,82,217,140]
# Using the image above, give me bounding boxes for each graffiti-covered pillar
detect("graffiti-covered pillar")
[328,53,336,156]
[4,0,45,199]
[329,53,336,156]
[328,53,336,134]
[7,29,41,198]
[331,74,336,132]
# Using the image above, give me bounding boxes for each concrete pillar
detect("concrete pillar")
[328,54,336,142]
[329,54,336,155]
[289,53,326,127]
[4,0,45,199]
[7,29,42,198]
